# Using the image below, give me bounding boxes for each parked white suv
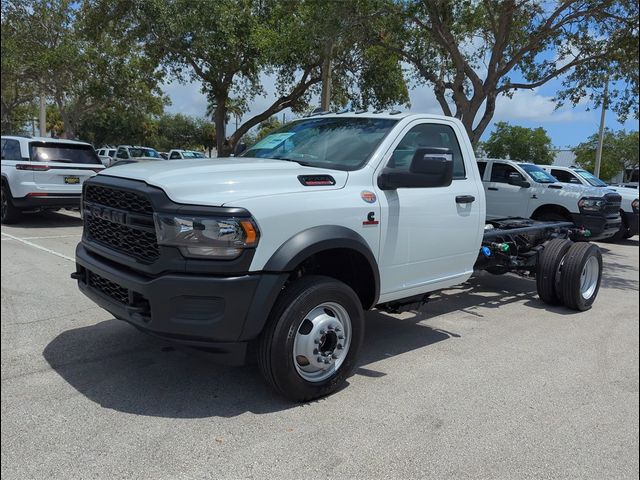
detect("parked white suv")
[541,165,638,240]
[1,136,104,224]
[96,147,117,167]
[167,149,207,160]
[477,159,622,241]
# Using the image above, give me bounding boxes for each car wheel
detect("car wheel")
[1,184,21,224]
[258,275,364,402]
[557,243,603,311]
[536,238,573,305]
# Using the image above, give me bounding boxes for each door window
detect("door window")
[116,148,129,159]
[2,139,22,160]
[477,161,487,179]
[387,123,466,179]
[169,151,181,159]
[490,163,523,183]
[551,169,581,184]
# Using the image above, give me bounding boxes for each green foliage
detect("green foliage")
[483,122,554,164]
[378,1,639,144]
[573,130,639,182]
[1,0,166,138]
[88,0,410,155]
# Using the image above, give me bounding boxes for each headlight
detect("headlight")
[578,197,606,213]
[154,214,259,259]
[632,198,639,213]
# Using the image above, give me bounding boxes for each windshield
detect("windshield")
[130,148,160,158]
[520,163,558,183]
[183,151,205,159]
[241,117,398,171]
[575,169,608,187]
[29,143,101,164]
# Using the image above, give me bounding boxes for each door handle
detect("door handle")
[488,187,499,191]
[456,195,476,204]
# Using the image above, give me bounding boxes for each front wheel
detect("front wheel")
[258,275,364,402]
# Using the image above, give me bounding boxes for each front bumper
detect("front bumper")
[622,211,639,236]
[571,212,622,241]
[74,244,287,365]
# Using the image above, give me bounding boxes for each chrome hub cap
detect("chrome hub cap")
[293,302,352,382]
[580,256,599,300]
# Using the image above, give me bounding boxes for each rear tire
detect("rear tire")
[536,238,573,305]
[258,275,364,402]
[558,243,602,311]
[1,184,21,224]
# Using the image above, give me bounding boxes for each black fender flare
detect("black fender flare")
[263,225,381,306]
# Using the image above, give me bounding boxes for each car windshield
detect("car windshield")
[183,151,205,159]
[574,169,608,187]
[241,117,398,171]
[29,143,101,164]
[520,163,558,183]
[130,148,160,158]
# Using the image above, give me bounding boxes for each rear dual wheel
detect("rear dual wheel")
[536,240,602,311]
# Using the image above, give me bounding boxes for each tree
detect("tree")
[90,0,410,156]
[378,1,639,145]
[574,130,639,181]
[483,122,554,164]
[1,6,37,134]
[2,0,166,139]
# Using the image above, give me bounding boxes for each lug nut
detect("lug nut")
[317,357,323,362]
[332,354,338,359]
[338,335,344,340]
[337,344,343,350]
[319,329,325,335]
[314,339,320,344]
[313,348,318,354]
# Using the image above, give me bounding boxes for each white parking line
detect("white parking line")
[1,232,75,262]
[1,234,80,241]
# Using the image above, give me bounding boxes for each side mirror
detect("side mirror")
[378,147,454,190]
[508,172,530,188]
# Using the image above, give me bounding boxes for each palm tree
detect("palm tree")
[205,96,245,137]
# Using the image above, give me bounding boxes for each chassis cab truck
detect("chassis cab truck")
[73,113,603,401]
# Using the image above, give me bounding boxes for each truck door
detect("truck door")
[484,161,530,219]
[376,121,484,300]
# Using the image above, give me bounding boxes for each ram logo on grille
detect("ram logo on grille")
[86,205,127,225]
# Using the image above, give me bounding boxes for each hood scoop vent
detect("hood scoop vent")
[298,175,336,186]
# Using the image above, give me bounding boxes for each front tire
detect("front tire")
[258,275,364,402]
[1,184,21,224]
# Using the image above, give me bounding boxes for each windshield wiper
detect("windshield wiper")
[273,157,314,167]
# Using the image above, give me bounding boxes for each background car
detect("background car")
[167,149,207,160]
[96,147,117,167]
[1,135,103,224]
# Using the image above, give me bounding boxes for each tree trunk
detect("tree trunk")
[320,40,334,111]
[214,99,230,156]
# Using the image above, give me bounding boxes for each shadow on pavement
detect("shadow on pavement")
[42,271,582,418]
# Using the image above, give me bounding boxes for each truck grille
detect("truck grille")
[85,184,153,214]
[84,185,160,263]
[88,271,129,304]
[604,193,622,216]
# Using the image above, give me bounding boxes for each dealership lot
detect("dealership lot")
[1,211,638,480]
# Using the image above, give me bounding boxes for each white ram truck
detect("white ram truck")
[477,159,622,241]
[73,113,603,401]
[541,165,638,241]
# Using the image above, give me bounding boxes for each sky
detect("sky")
[163,73,639,149]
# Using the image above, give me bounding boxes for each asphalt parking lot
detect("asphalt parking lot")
[1,210,638,480]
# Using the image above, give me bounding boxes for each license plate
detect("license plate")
[64,176,80,184]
